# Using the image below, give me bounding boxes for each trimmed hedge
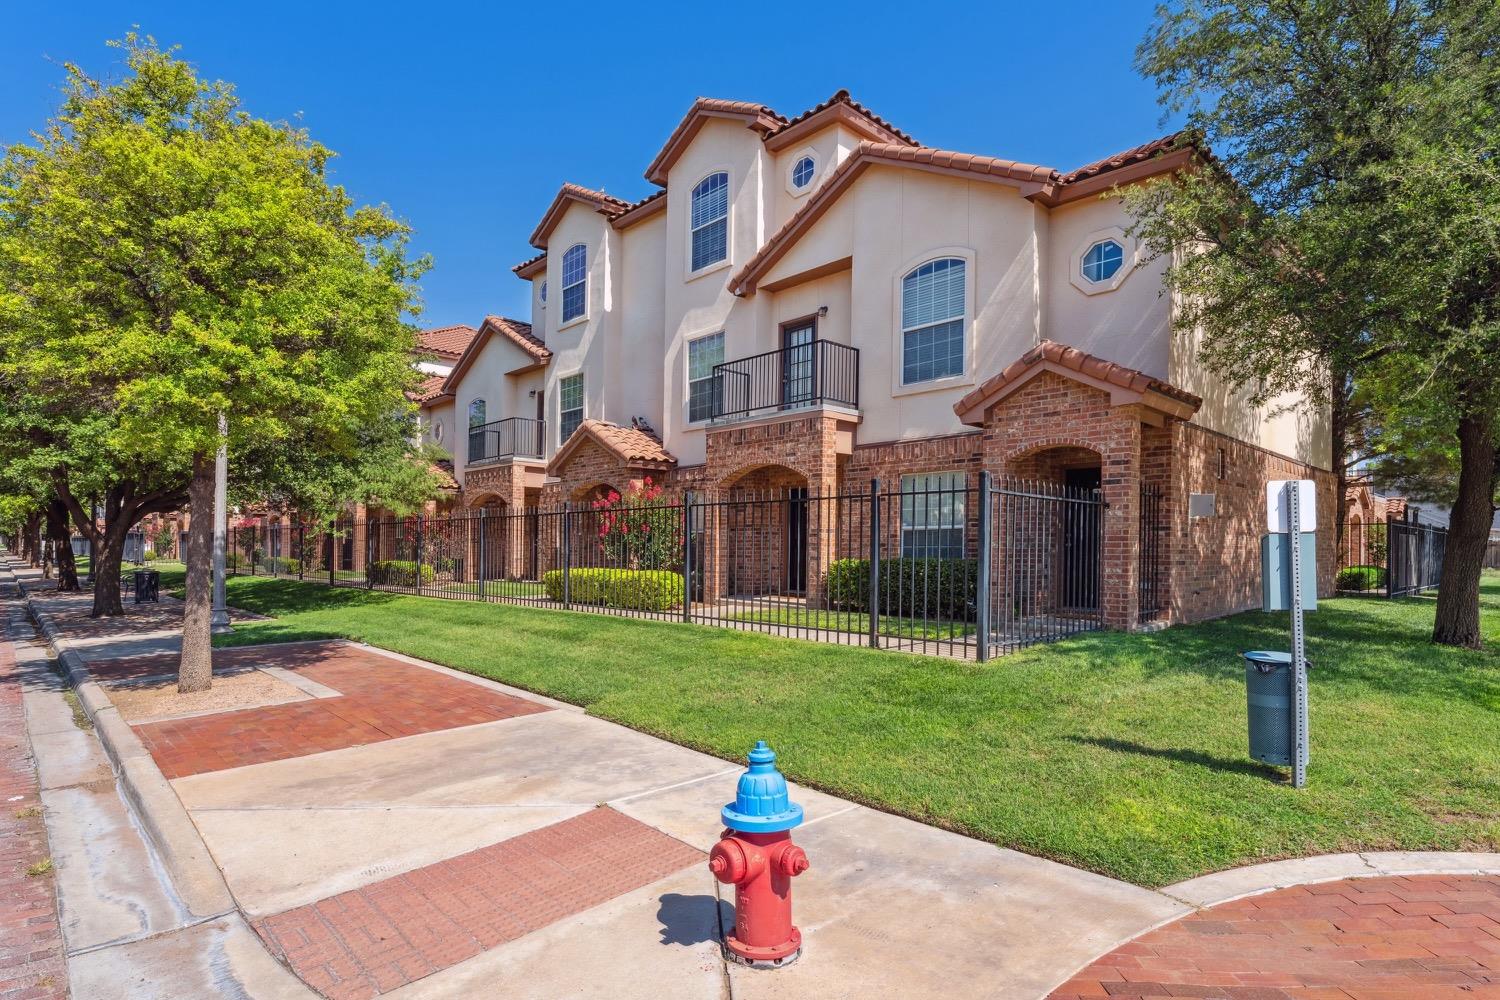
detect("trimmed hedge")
[270,557,302,575]
[369,560,436,587]
[542,568,684,611]
[1336,564,1386,591]
[825,557,978,619]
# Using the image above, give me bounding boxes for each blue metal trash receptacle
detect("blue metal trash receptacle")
[1244,650,1294,766]
[133,569,160,604]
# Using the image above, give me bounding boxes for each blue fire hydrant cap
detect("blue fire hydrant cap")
[721,740,804,833]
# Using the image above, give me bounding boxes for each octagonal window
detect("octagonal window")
[792,155,816,189]
[1081,240,1124,283]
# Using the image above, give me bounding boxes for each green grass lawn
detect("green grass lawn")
[727,607,975,640]
[154,566,1500,887]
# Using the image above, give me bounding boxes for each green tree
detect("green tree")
[0,35,434,689]
[1130,0,1500,647]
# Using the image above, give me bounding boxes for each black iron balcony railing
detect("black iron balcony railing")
[711,340,859,422]
[467,417,546,465]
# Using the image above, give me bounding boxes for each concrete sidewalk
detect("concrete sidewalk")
[13,558,1500,1000]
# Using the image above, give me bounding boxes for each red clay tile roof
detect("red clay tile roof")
[512,251,547,278]
[441,316,549,396]
[1061,131,1192,185]
[645,97,787,184]
[410,374,450,405]
[416,323,479,360]
[529,183,633,248]
[768,89,917,148]
[954,340,1201,426]
[431,460,459,491]
[610,189,667,230]
[731,142,1058,295]
[549,419,677,478]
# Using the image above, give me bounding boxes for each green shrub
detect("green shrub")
[369,560,435,587]
[825,557,978,619]
[1336,564,1386,591]
[268,556,301,575]
[542,568,684,611]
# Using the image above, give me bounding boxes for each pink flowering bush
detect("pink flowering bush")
[590,478,682,569]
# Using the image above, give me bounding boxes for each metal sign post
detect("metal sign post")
[1284,480,1309,789]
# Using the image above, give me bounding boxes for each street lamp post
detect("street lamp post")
[210,411,233,635]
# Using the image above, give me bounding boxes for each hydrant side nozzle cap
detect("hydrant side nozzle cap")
[721,740,804,834]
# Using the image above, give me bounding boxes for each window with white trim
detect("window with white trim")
[559,374,584,443]
[791,155,815,189]
[540,280,547,306]
[687,332,724,423]
[561,245,587,322]
[900,472,966,559]
[901,258,966,384]
[1081,240,1123,283]
[690,172,729,271]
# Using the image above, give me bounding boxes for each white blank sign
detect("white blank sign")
[1266,480,1317,533]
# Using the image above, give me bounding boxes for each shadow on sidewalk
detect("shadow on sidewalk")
[656,893,732,948]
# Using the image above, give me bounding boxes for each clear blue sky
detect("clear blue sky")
[2,2,1178,330]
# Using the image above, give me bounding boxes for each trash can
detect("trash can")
[1244,650,1306,766]
[133,569,160,604]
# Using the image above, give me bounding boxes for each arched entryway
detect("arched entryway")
[1005,443,1106,614]
[716,463,813,598]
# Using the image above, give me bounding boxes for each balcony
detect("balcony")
[467,417,546,465]
[710,340,859,423]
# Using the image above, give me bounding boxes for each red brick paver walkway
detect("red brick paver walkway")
[90,641,550,778]
[1049,875,1500,999]
[253,807,704,1000]
[0,617,67,1000]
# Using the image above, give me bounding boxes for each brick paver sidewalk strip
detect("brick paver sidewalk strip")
[90,642,551,778]
[1047,874,1500,999]
[0,614,67,1000]
[252,807,705,1000]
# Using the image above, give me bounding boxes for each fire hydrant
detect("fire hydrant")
[709,740,809,968]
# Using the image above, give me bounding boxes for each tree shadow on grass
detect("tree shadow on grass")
[1067,735,1287,781]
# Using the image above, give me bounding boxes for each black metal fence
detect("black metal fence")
[218,475,1108,660]
[1336,516,1447,597]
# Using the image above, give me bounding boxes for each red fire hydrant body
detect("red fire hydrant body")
[709,742,808,967]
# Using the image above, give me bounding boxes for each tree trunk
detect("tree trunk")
[1432,410,1498,648]
[44,500,79,592]
[90,533,126,617]
[22,512,41,567]
[178,451,215,693]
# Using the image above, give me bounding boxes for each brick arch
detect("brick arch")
[466,492,509,511]
[718,462,812,493]
[570,481,621,503]
[1004,438,1107,466]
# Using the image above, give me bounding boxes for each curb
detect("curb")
[9,562,235,920]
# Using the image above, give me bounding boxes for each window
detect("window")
[687,332,724,423]
[468,398,486,428]
[901,258,966,384]
[559,374,584,443]
[791,156,815,189]
[900,472,966,559]
[432,419,444,443]
[540,280,547,305]
[690,172,729,271]
[1081,240,1124,283]
[561,245,587,322]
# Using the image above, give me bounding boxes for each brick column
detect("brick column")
[1100,417,1142,630]
[352,504,368,573]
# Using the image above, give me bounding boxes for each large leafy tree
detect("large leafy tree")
[1130,0,1499,647]
[0,35,435,689]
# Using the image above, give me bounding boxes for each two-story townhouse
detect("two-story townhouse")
[441,89,1334,629]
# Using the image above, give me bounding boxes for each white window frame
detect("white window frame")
[558,372,584,445]
[685,331,725,425]
[1068,226,1137,296]
[560,244,588,324]
[899,472,968,559]
[891,247,976,396]
[785,147,820,197]
[686,169,731,279]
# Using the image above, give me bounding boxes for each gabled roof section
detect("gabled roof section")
[547,419,678,478]
[644,97,787,185]
[512,251,547,278]
[610,189,667,231]
[442,315,550,395]
[410,374,451,406]
[415,323,479,361]
[730,142,1059,296]
[431,460,459,492]
[1036,131,1199,207]
[953,340,1201,427]
[529,183,631,249]
[765,89,917,151]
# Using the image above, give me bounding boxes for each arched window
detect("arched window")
[690,172,729,271]
[540,279,547,306]
[901,258,966,384]
[561,244,587,322]
[468,398,487,428]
